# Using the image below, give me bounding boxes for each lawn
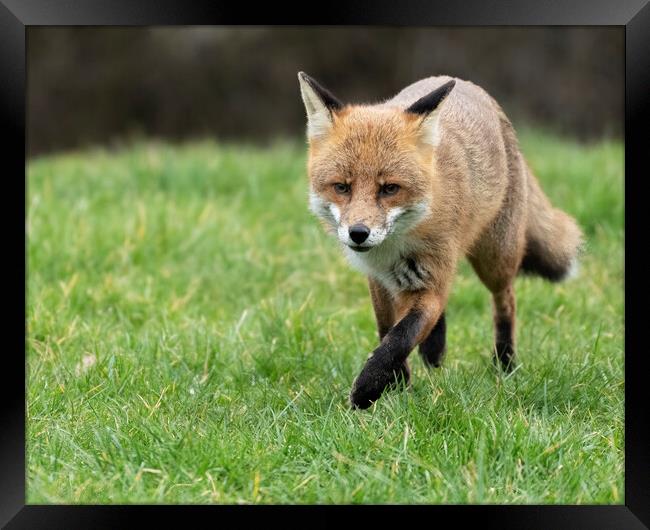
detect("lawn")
[27,130,624,504]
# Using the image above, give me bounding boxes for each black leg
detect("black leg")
[376,326,411,387]
[494,317,516,372]
[397,359,411,386]
[418,311,446,367]
[350,310,424,409]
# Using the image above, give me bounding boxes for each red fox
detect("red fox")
[298,72,583,409]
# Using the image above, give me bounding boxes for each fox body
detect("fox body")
[298,72,583,409]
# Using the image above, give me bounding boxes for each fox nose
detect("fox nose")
[349,224,370,244]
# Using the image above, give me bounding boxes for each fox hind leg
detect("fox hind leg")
[418,311,447,367]
[470,254,520,372]
[492,285,517,371]
[468,217,525,372]
[470,261,518,372]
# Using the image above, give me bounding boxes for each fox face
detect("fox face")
[299,72,455,256]
[307,108,433,252]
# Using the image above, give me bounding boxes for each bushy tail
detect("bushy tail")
[519,168,583,282]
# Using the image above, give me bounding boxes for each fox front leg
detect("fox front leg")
[366,277,412,384]
[350,291,443,409]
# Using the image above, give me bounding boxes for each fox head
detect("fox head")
[298,72,455,253]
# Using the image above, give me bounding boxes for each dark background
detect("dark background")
[27,27,623,157]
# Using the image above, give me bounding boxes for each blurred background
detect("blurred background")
[27,27,623,157]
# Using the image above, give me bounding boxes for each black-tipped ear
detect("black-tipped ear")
[406,80,456,116]
[298,72,344,139]
[298,72,343,111]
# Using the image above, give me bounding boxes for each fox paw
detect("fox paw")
[349,356,409,409]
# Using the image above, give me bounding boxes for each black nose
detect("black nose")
[349,224,370,244]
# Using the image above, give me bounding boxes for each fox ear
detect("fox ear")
[406,80,456,147]
[298,72,343,139]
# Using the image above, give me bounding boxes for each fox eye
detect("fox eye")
[333,183,351,194]
[380,183,400,196]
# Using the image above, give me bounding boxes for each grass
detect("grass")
[27,130,624,504]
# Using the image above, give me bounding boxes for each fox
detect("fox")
[297,72,583,409]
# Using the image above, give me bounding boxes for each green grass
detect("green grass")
[27,130,624,504]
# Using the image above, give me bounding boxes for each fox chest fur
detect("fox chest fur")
[343,234,429,294]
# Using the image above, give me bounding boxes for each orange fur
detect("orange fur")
[299,72,583,391]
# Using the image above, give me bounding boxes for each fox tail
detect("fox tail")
[519,168,584,282]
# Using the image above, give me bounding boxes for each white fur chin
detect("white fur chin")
[341,200,431,295]
[343,237,424,296]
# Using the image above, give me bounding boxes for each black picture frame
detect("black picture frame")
[3,1,648,528]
